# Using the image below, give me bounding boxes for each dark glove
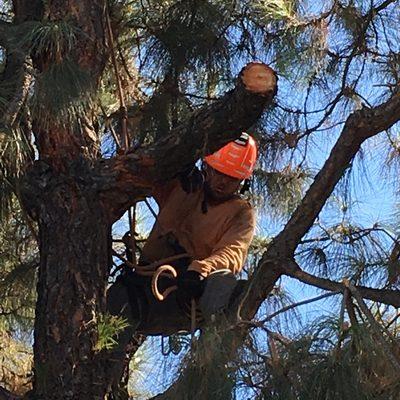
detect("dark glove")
[177,270,205,304]
[179,166,204,194]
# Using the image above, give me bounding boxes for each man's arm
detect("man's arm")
[188,204,256,276]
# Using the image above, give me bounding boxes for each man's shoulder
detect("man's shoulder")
[228,196,255,217]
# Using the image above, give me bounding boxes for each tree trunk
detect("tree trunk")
[24,162,112,399]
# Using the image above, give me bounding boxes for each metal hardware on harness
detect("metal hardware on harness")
[161,334,191,356]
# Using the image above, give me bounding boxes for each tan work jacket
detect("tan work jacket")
[141,181,256,277]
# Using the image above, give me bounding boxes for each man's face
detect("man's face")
[204,165,242,201]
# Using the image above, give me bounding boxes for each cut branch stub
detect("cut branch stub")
[240,62,277,96]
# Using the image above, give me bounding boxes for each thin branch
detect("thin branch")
[285,261,400,308]
[385,312,400,330]
[105,6,129,150]
[373,0,397,14]
[257,291,340,325]
[237,88,400,322]
[275,90,400,254]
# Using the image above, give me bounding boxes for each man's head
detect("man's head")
[203,133,257,201]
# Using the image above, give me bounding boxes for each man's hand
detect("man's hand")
[177,270,205,302]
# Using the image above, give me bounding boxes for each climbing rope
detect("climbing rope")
[149,263,199,339]
[150,264,178,301]
[150,264,198,337]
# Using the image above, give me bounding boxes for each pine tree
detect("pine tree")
[0,0,400,399]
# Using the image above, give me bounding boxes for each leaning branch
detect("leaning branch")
[276,91,400,254]
[97,63,278,221]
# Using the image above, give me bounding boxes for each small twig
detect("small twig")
[100,104,122,149]
[144,198,158,220]
[261,291,339,324]
[112,249,135,269]
[345,290,358,327]
[385,312,400,330]
[237,292,339,331]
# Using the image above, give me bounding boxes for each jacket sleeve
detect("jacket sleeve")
[188,204,256,276]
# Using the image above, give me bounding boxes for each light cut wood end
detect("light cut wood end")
[241,62,277,95]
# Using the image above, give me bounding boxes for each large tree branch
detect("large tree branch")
[97,63,278,221]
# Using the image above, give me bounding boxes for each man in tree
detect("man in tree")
[107,132,258,386]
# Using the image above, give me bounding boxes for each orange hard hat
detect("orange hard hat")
[204,133,257,179]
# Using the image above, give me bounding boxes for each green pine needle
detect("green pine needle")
[94,313,130,352]
[32,58,94,128]
[18,20,80,61]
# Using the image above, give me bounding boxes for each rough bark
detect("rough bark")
[16,2,110,398]
[30,0,106,166]
[20,161,110,399]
